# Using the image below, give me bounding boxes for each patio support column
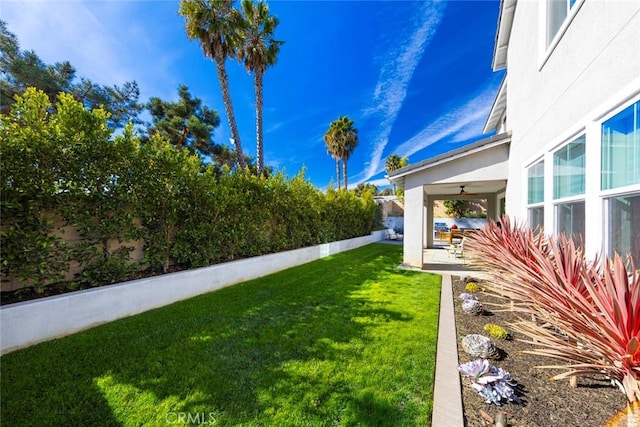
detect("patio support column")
[426,194,434,248]
[486,194,497,221]
[403,184,425,268]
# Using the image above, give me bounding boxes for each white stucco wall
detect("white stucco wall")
[0,231,386,355]
[504,1,640,221]
[402,184,425,268]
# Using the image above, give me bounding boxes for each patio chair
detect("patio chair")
[447,237,465,258]
[386,229,403,240]
[454,238,465,258]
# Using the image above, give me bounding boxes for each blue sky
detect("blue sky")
[2,0,504,189]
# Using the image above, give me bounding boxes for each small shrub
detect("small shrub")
[484,323,510,340]
[465,282,481,293]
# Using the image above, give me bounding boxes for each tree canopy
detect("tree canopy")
[385,154,408,194]
[236,0,283,175]
[0,20,142,128]
[146,84,222,159]
[324,116,358,190]
[179,0,247,169]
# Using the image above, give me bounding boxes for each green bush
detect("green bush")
[1,88,378,291]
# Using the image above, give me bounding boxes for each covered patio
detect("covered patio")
[388,132,511,269]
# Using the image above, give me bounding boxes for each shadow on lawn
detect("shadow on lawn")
[1,245,426,425]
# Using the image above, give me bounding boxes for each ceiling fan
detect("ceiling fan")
[459,185,479,196]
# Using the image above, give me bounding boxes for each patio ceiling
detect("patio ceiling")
[423,179,507,198]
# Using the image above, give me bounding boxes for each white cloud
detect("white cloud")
[394,82,498,159]
[366,178,394,188]
[3,2,130,84]
[1,1,181,101]
[360,1,445,181]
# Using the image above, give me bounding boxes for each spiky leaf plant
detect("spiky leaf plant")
[465,216,640,404]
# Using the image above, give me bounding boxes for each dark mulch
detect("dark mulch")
[0,267,185,306]
[452,276,628,427]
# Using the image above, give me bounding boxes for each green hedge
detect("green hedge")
[0,88,379,292]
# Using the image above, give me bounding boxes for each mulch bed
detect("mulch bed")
[0,266,185,306]
[452,276,628,427]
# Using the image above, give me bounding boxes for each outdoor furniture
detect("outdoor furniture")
[386,229,403,240]
[447,238,465,259]
[454,238,465,258]
[440,230,463,244]
[434,222,449,240]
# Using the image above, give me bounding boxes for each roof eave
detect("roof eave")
[483,75,508,134]
[388,132,512,185]
[491,0,517,71]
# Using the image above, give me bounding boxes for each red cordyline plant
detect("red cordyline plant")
[465,216,640,404]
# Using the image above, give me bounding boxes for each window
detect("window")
[554,135,585,199]
[550,135,585,243]
[602,101,640,190]
[527,160,544,231]
[556,201,585,242]
[528,161,544,204]
[607,193,640,267]
[547,0,577,47]
[528,207,544,232]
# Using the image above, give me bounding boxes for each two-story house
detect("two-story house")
[389,0,640,269]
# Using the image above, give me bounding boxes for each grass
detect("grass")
[0,243,441,426]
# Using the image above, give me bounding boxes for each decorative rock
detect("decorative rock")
[461,298,483,315]
[462,334,499,358]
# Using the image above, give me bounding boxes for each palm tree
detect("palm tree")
[324,116,358,190]
[323,123,341,188]
[236,0,283,176]
[179,0,247,169]
[338,116,358,190]
[385,154,408,193]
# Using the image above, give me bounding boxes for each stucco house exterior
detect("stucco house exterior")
[388,0,640,269]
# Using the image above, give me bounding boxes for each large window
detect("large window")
[602,101,640,190]
[607,193,640,267]
[554,135,585,198]
[547,0,577,47]
[527,160,544,231]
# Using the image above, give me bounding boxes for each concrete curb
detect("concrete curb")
[431,273,464,426]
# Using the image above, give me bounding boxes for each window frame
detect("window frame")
[538,0,585,70]
[599,98,640,265]
[552,134,586,200]
[526,159,545,231]
[603,191,640,267]
[554,199,585,242]
[600,100,640,192]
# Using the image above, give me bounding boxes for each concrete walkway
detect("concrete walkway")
[397,245,490,426]
[431,273,464,426]
[384,240,483,425]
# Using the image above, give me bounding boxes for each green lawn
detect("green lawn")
[0,244,441,426]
